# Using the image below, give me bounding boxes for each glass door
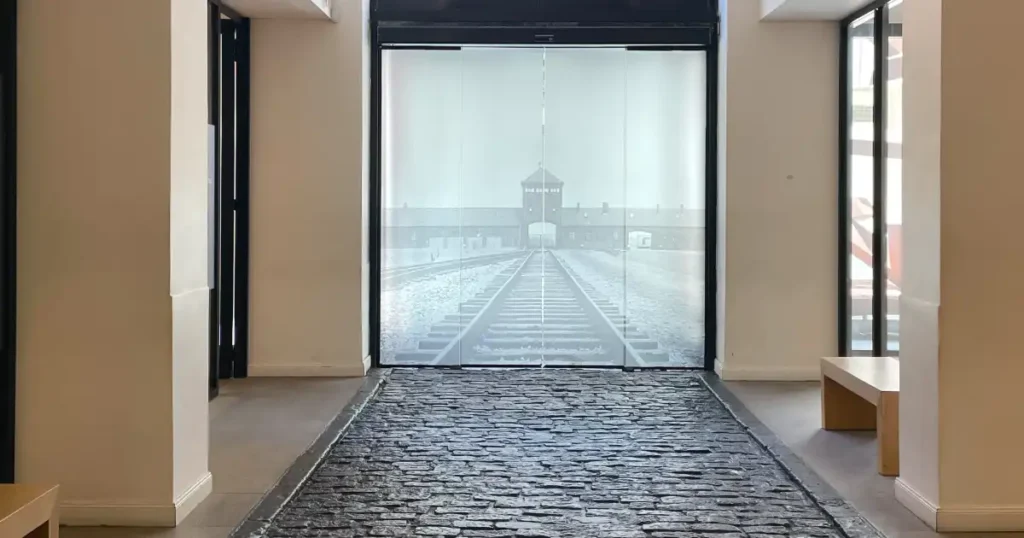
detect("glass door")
[378,45,709,369]
[457,47,547,367]
[623,49,708,368]
[840,0,902,357]
[540,48,627,367]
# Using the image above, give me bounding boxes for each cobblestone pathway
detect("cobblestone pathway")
[263,369,847,538]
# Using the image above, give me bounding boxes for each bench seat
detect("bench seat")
[821,356,900,476]
[0,485,59,537]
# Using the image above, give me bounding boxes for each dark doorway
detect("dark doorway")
[209,1,252,399]
[0,0,16,483]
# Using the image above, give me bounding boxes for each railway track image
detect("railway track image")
[392,249,670,367]
[381,251,529,289]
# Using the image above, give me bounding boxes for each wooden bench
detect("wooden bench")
[821,357,900,476]
[0,485,59,537]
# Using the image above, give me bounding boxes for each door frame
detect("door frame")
[208,1,251,399]
[838,0,897,357]
[368,21,720,371]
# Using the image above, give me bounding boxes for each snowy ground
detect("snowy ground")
[383,247,518,269]
[380,259,518,365]
[555,249,706,367]
[380,249,705,368]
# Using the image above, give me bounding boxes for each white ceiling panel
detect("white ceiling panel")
[761,0,877,21]
[221,0,332,20]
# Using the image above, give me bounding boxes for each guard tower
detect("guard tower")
[521,168,564,247]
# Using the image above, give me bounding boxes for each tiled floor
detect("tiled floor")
[61,377,365,538]
[724,381,1024,538]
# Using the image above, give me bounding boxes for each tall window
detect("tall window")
[841,0,903,357]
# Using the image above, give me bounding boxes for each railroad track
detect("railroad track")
[393,249,669,367]
[382,251,529,289]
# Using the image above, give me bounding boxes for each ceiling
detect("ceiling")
[761,0,878,21]
[220,0,331,19]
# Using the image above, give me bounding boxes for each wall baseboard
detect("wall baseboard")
[174,472,214,525]
[61,472,212,527]
[938,505,1024,532]
[362,354,372,374]
[249,363,368,378]
[895,478,938,530]
[714,361,819,381]
[896,478,1024,531]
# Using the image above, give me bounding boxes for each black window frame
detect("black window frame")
[369,8,720,371]
[839,0,899,357]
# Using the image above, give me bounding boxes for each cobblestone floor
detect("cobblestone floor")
[263,369,848,538]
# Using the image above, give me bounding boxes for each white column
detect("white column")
[17,0,211,526]
[898,0,1024,531]
[716,0,839,381]
[248,0,370,377]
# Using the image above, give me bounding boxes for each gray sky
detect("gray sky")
[383,48,707,210]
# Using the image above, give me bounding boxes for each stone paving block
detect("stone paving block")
[260,370,856,537]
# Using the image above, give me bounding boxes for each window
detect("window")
[840,0,902,357]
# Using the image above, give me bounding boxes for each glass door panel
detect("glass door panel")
[458,47,545,366]
[379,48,465,366]
[623,50,707,368]
[542,48,627,367]
[847,11,876,355]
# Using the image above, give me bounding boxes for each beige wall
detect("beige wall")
[17,0,210,525]
[899,0,1024,530]
[716,0,839,380]
[248,0,369,377]
[937,0,1024,511]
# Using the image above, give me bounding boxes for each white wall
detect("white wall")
[898,0,941,512]
[248,0,370,377]
[716,0,839,380]
[898,0,1024,529]
[17,0,211,525]
[936,1,1024,511]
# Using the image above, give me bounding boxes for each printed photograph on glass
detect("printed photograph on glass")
[380,48,707,368]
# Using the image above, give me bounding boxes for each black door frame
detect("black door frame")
[209,1,251,399]
[838,0,896,357]
[369,15,720,371]
[0,0,17,483]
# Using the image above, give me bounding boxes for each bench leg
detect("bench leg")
[821,375,876,430]
[28,520,56,538]
[877,393,900,476]
[27,508,57,538]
